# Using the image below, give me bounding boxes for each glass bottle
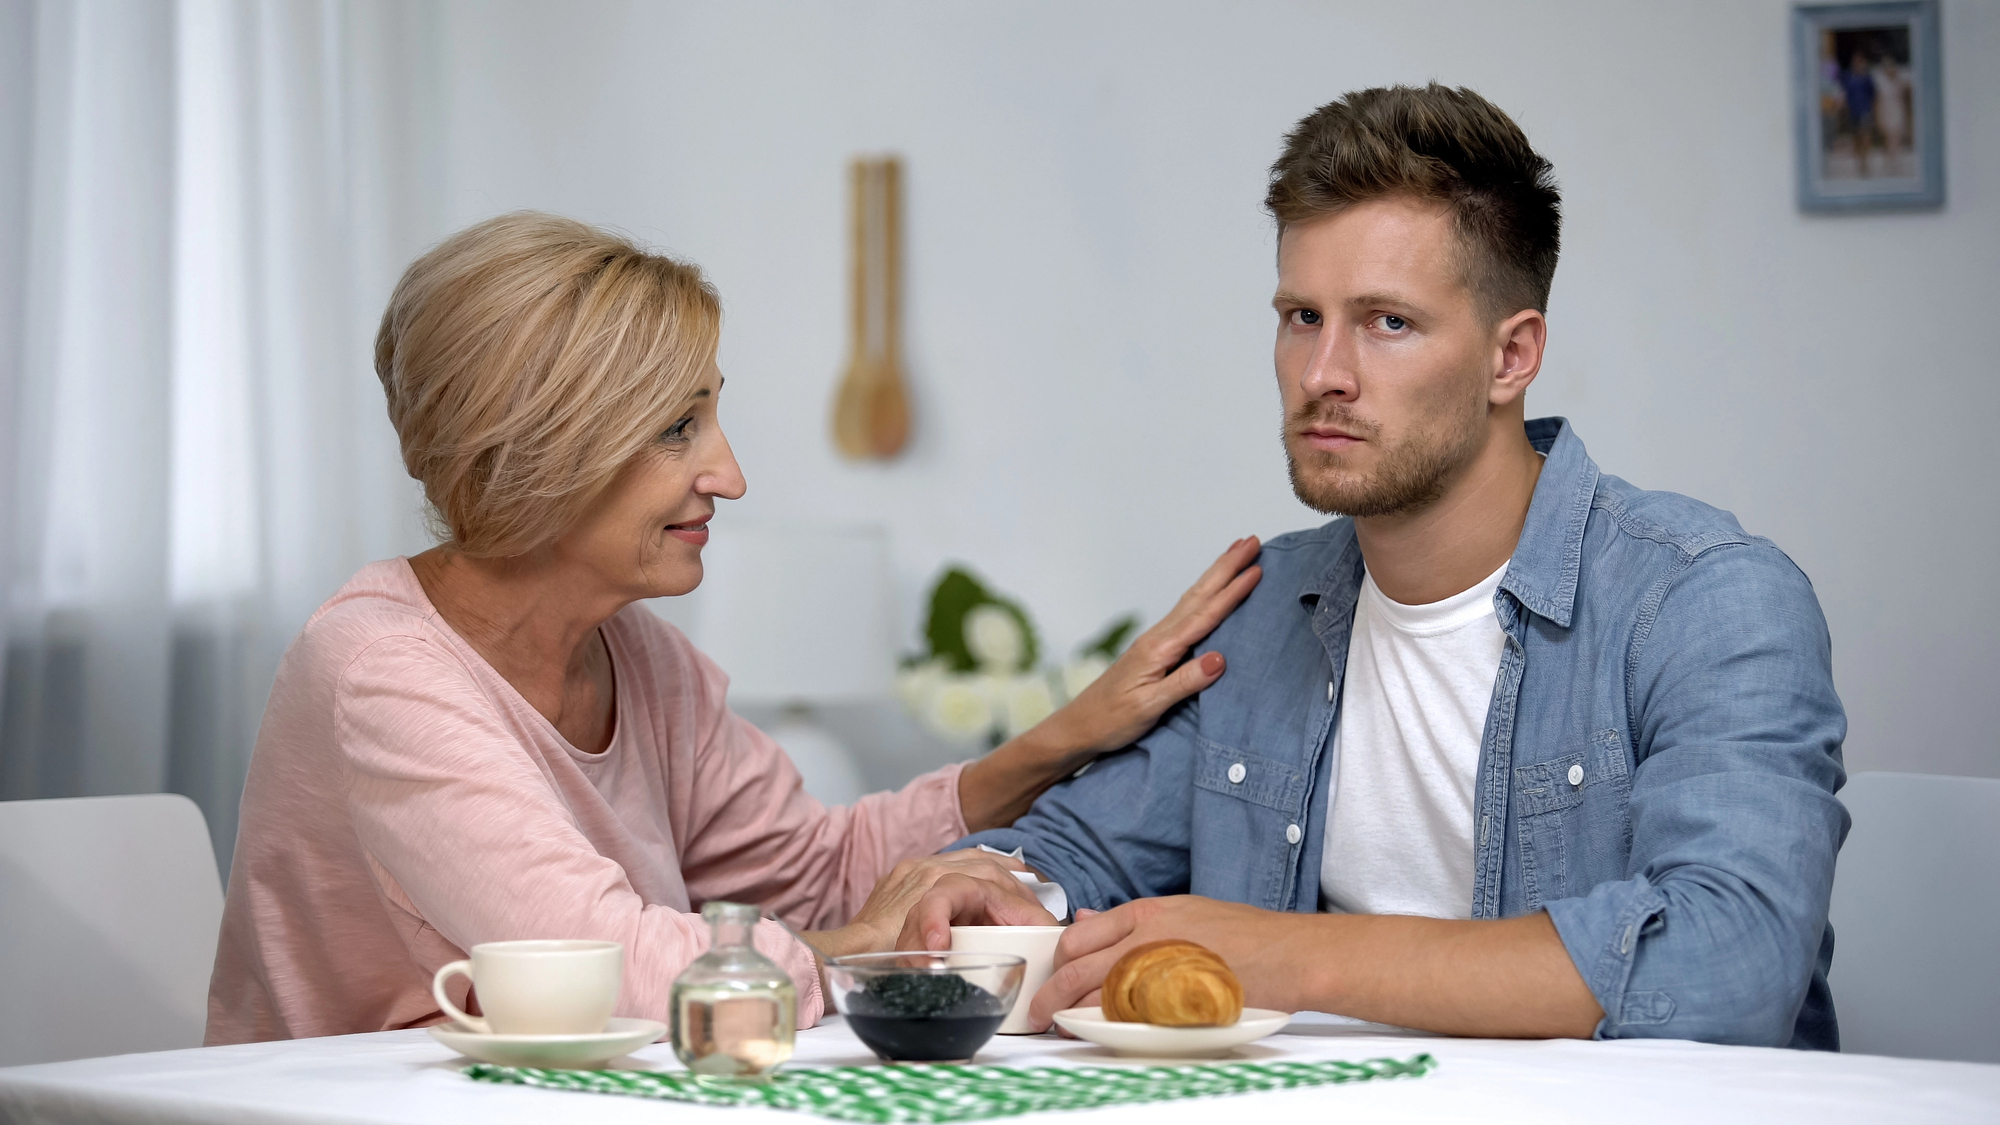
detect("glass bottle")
[671,901,797,1079]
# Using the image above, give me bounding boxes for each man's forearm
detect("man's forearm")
[1035,896,1604,1035]
[1281,910,1602,1038]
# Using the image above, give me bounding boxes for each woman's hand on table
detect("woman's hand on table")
[957,537,1263,831]
[804,849,1056,963]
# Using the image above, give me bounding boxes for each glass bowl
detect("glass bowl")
[825,952,1025,1063]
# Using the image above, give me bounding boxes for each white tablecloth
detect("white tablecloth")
[1,1013,1995,1125]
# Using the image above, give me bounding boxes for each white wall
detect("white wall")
[429,0,2000,778]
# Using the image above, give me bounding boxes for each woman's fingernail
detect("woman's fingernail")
[1200,652,1225,676]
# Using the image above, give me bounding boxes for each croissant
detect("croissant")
[1100,940,1243,1027]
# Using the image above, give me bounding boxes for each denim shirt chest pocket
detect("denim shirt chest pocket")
[1511,728,1633,909]
[1190,735,1309,909]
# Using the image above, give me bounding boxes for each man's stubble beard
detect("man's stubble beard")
[1284,392,1490,519]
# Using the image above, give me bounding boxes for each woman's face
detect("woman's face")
[552,362,745,601]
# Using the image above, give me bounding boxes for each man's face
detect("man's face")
[1273,197,1497,519]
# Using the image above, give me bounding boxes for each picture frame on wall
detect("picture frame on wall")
[1793,1,1944,212]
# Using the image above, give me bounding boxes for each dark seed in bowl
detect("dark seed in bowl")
[850,973,1002,1019]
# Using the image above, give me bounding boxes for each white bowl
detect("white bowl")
[427,1016,665,1069]
[1050,1006,1291,1058]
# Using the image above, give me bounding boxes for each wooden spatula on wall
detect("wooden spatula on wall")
[832,156,911,460]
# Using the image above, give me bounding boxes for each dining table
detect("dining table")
[1,1011,1995,1125]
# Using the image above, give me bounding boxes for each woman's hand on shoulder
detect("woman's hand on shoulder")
[1043,536,1262,754]
[957,537,1261,831]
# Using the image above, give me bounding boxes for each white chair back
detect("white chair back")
[1828,771,2000,1063]
[0,794,224,1066]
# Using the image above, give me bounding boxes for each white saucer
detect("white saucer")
[1050,1006,1291,1058]
[427,1016,666,1069]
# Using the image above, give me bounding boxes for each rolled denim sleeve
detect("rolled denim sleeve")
[1544,542,1848,1046]
[951,699,1199,913]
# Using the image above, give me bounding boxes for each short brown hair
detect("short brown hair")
[1266,84,1561,322]
[375,212,721,557]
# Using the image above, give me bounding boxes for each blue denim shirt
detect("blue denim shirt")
[959,418,1847,1049]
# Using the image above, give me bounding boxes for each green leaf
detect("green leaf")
[919,565,1041,674]
[1079,613,1140,659]
[923,568,990,673]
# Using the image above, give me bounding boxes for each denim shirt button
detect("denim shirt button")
[1285,823,1302,845]
[1227,763,1247,784]
[1568,764,1585,787]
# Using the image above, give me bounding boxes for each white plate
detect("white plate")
[1051,1006,1291,1058]
[427,1016,666,1069]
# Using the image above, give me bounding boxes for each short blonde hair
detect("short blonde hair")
[375,212,720,557]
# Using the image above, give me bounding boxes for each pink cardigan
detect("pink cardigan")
[206,559,968,1045]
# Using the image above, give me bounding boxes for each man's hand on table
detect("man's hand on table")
[892,877,1604,1039]
[1027,896,1305,1029]
[1025,894,1604,1039]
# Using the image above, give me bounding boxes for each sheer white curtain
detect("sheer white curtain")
[1,0,441,867]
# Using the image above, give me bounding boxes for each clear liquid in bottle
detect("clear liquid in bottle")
[670,902,796,1078]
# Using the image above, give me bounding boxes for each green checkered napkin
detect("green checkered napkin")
[464,1055,1437,1123]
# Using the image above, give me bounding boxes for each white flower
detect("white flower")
[1061,655,1112,702]
[925,676,996,742]
[963,604,1026,672]
[894,659,948,712]
[1000,673,1056,738]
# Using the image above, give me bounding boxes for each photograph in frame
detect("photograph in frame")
[1793,1,1945,212]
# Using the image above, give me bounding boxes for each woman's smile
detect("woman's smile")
[664,519,710,546]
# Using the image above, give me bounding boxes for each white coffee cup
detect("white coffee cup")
[950,925,1065,1034]
[431,939,623,1036]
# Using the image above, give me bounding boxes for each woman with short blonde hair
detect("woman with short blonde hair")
[379,213,721,557]
[206,212,1261,1043]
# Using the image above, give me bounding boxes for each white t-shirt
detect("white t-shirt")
[1318,559,1510,919]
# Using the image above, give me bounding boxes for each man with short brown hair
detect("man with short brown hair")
[943,84,1846,1048]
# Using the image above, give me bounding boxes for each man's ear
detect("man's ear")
[1490,308,1546,406]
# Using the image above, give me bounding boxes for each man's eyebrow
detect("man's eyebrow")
[1346,291,1421,311]
[1271,289,1427,313]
